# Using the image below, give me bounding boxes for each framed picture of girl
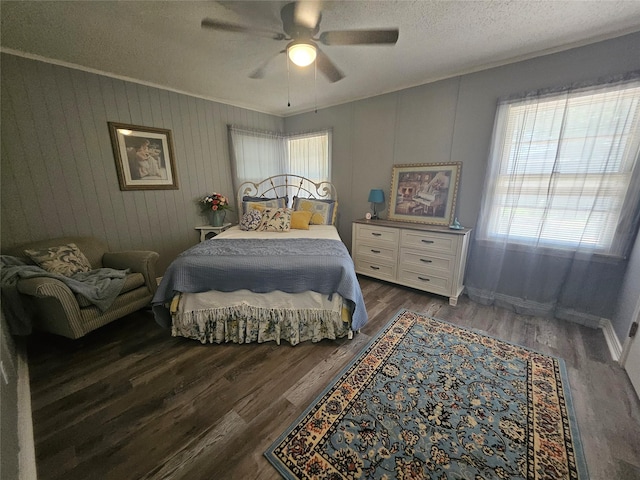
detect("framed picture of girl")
[108,122,179,191]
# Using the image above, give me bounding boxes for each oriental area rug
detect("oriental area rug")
[265,309,588,480]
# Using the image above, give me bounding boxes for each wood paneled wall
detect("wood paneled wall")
[0,53,283,273]
[286,32,640,242]
[285,31,640,338]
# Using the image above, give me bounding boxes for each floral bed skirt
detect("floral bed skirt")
[170,289,352,346]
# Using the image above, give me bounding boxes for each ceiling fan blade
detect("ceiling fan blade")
[201,18,285,40]
[315,47,344,83]
[249,50,286,79]
[281,1,321,37]
[294,1,322,30]
[319,29,399,45]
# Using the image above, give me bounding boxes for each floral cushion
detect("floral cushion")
[239,210,263,231]
[292,197,337,225]
[24,243,93,277]
[258,208,292,232]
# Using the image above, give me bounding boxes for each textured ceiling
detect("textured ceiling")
[2,1,640,116]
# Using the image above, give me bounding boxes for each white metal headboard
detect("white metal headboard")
[236,174,337,208]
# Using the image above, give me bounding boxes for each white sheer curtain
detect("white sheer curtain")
[466,73,640,321]
[288,130,331,181]
[228,127,287,190]
[228,126,331,196]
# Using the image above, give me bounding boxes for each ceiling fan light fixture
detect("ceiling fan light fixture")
[288,42,316,67]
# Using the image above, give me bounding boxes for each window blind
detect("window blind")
[482,80,640,255]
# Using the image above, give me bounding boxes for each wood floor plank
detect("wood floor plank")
[26,276,640,479]
[140,409,247,480]
[284,333,371,408]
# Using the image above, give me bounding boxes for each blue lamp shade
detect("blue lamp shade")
[368,189,385,219]
[368,189,385,203]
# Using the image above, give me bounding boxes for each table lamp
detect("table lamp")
[368,189,385,219]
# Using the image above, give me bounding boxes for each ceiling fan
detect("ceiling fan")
[201,1,399,82]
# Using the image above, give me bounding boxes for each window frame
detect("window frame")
[478,80,640,257]
[228,126,332,196]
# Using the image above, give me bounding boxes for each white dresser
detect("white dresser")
[352,219,471,306]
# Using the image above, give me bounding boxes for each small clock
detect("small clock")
[365,212,372,220]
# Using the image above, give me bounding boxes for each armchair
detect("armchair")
[4,236,159,339]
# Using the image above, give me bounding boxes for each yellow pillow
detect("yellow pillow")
[290,210,313,230]
[242,198,286,214]
[245,202,266,213]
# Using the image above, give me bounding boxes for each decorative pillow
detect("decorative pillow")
[239,210,263,231]
[242,196,275,201]
[243,195,289,205]
[258,208,292,232]
[242,197,287,215]
[24,243,92,277]
[290,210,313,230]
[292,197,337,225]
[244,202,267,213]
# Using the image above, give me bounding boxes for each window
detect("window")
[287,131,330,181]
[479,79,640,256]
[228,127,331,193]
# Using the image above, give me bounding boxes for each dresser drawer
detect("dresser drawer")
[356,241,397,263]
[399,249,454,275]
[355,224,399,244]
[354,257,396,281]
[401,230,457,254]
[398,268,451,296]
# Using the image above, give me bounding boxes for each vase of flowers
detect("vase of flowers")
[209,210,225,227]
[198,192,232,227]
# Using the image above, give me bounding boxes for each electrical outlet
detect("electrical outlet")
[0,361,8,384]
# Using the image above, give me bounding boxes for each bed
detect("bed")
[152,175,367,346]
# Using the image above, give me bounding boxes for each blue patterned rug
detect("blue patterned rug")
[265,309,588,479]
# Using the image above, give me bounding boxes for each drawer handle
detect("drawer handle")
[419,259,432,263]
[371,232,382,237]
[370,266,380,270]
[421,239,435,244]
[417,276,430,281]
[371,249,381,254]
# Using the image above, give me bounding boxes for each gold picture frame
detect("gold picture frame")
[388,162,461,226]
[108,122,179,191]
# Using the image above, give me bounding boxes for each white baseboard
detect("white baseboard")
[555,307,602,329]
[17,344,37,480]
[600,317,623,363]
[555,308,622,362]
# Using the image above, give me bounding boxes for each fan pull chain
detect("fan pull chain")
[314,59,318,113]
[287,55,291,107]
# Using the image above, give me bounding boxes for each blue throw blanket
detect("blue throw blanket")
[152,238,368,331]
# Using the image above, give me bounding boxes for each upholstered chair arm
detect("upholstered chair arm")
[17,276,74,298]
[16,277,84,338]
[102,250,159,295]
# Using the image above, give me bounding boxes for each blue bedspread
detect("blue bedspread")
[152,238,368,331]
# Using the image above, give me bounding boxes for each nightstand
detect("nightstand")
[195,223,232,242]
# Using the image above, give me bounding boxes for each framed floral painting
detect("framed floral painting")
[108,122,179,190]
[388,162,462,226]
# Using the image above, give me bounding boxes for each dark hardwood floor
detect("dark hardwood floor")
[27,277,640,479]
